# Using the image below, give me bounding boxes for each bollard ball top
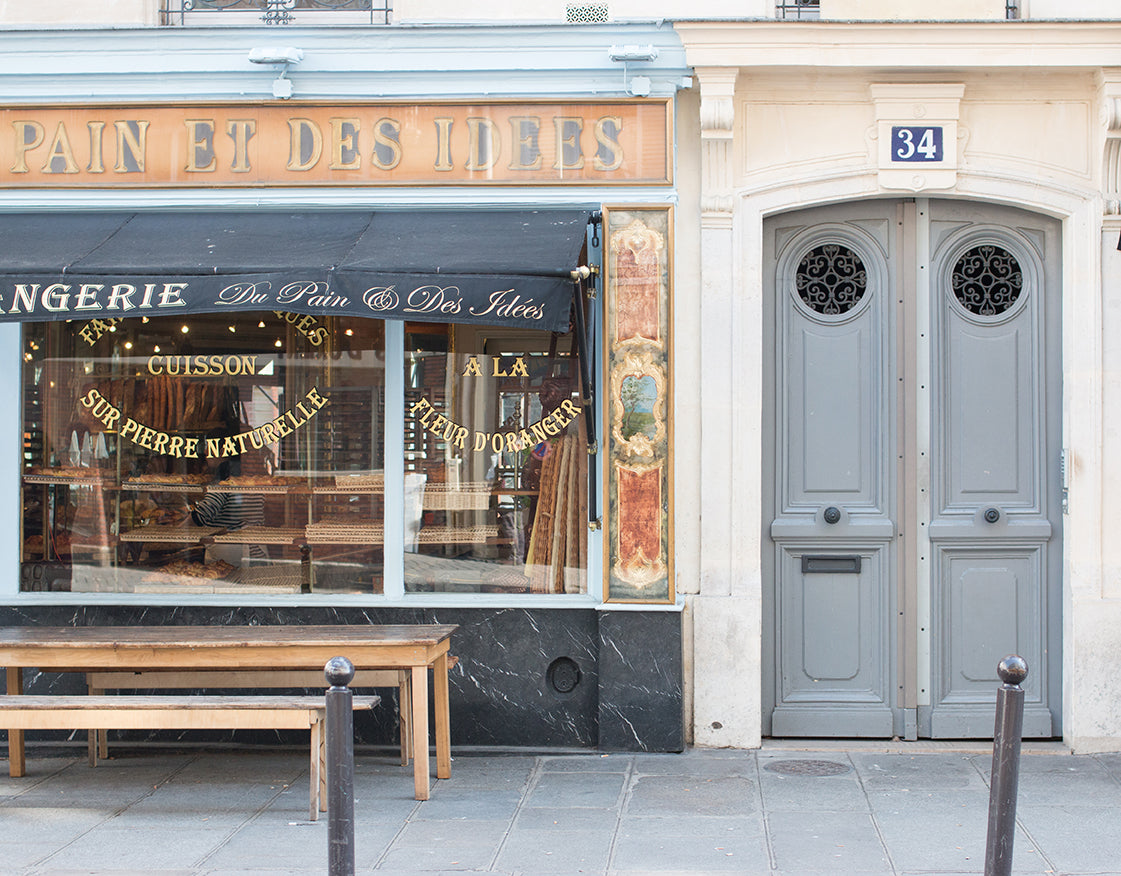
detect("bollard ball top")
[997,654,1028,687]
[325,656,355,688]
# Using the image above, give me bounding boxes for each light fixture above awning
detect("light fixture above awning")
[0,209,592,333]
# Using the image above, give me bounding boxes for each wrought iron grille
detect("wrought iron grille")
[160,0,390,26]
[1006,0,1020,19]
[776,0,820,19]
[796,244,867,315]
[951,245,1023,316]
[566,3,609,22]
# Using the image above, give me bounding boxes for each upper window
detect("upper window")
[776,0,819,19]
[790,1,1019,19]
[160,0,391,26]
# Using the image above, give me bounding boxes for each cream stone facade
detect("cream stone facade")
[4,0,1121,754]
[677,20,1121,752]
[0,0,156,25]
[6,0,1121,26]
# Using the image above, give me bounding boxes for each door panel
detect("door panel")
[931,547,1053,737]
[764,201,898,737]
[925,201,1060,738]
[771,544,894,737]
[799,325,872,496]
[948,326,1026,494]
[764,198,1061,739]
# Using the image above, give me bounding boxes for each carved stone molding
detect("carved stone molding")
[1100,71,1121,211]
[701,139,735,216]
[1104,139,1121,208]
[696,67,738,218]
[696,67,738,139]
[869,82,963,191]
[1104,96,1121,135]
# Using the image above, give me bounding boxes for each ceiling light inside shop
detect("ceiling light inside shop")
[24,353,31,361]
[142,316,149,323]
[180,325,189,334]
[345,328,354,337]
[274,339,282,348]
[124,341,133,350]
[228,325,236,333]
[153,345,161,353]
[258,321,266,328]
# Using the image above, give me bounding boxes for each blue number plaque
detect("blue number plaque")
[891,126,943,162]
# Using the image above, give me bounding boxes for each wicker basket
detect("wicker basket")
[422,483,493,511]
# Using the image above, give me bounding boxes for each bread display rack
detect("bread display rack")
[24,466,512,590]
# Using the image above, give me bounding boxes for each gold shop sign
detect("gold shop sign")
[0,100,672,188]
[79,382,329,460]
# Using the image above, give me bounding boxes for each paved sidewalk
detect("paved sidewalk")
[0,741,1118,875]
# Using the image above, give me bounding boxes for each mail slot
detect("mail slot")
[801,555,862,574]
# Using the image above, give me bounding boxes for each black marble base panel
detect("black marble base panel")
[0,605,684,752]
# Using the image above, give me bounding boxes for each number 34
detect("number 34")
[894,127,940,161]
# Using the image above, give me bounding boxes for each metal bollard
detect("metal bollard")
[983,654,1028,876]
[325,656,356,876]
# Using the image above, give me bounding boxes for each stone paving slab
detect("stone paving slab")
[2,745,1121,874]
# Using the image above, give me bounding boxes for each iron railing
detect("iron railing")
[160,0,391,25]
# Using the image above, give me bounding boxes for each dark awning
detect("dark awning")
[0,209,592,332]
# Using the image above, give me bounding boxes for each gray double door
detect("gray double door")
[763,199,1061,739]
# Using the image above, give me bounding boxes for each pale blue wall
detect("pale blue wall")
[0,23,689,603]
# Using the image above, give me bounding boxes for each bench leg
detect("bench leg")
[398,670,411,766]
[86,683,104,767]
[6,667,25,778]
[411,664,429,801]
[434,653,451,781]
[309,717,322,822]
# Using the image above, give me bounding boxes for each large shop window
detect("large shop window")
[404,324,587,595]
[8,210,593,597]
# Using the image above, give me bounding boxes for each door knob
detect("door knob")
[823,506,842,525]
[984,507,1001,524]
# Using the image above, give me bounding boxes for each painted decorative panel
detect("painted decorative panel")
[603,207,673,603]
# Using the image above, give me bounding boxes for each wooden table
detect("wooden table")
[0,624,457,800]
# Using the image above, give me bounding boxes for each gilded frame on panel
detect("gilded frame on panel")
[602,206,674,603]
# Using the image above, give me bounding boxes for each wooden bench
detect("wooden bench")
[0,694,378,822]
[1,624,457,800]
[86,658,459,768]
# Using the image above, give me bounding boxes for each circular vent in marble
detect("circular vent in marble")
[546,657,582,694]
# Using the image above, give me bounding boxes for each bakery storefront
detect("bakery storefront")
[0,70,684,752]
